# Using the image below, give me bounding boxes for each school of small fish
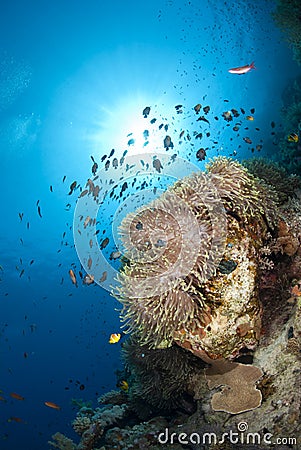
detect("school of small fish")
[1,16,283,435]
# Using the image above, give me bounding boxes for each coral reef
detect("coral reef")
[272,0,301,65]
[276,77,301,175]
[51,159,301,449]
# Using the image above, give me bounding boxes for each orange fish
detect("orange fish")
[10,392,25,401]
[109,333,121,344]
[228,61,255,75]
[69,269,77,287]
[44,401,61,410]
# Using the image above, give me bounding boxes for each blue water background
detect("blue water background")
[0,0,300,448]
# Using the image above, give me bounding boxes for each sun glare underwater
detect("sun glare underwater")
[1,0,301,449]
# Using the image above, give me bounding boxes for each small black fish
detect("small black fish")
[197,116,210,125]
[92,162,98,175]
[194,103,202,113]
[112,157,118,169]
[164,135,173,149]
[101,154,107,162]
[120,181,128,196]
[68,181,77,195]
[142,106,151,118]
[108,149,115,158]
[153,158,163,173]
[37,206,42,218]
[100,237,109,249]
[62,175,66,183]
[196,148,206,161]
[50,185,53,192]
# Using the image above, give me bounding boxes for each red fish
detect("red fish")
[10,392,25,401]
[44,401,61,410]
[69,269,77,287]
[228,62,255,75]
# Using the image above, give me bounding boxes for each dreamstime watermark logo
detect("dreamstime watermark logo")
[73,152,227,297]
[157,421,297,447]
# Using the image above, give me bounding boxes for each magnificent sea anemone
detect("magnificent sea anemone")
[114,157,279,359]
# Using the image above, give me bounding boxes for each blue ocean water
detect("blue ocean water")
[0,0,300,448]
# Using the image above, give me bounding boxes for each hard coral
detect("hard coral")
[205,359,263,414]
[48,432,77,450]
[73,404,129,450]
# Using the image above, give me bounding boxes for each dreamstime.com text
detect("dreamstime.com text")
[157,422,297,447]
